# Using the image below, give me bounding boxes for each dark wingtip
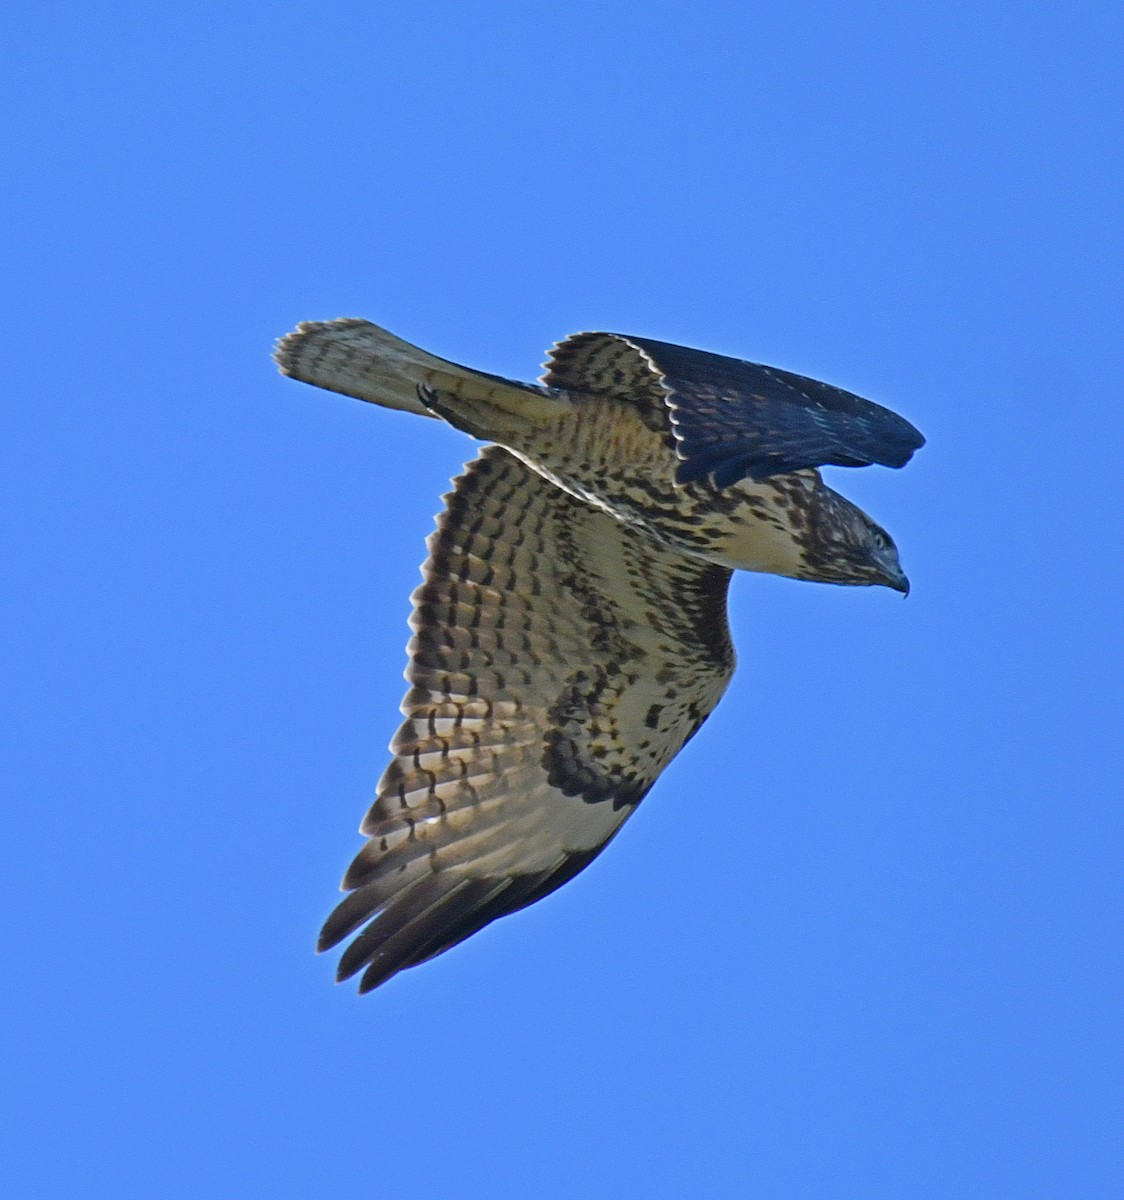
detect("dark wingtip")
[357,961,394,993]
[882,416,926,467]
[335,934,374,983]
[318,885,378,955]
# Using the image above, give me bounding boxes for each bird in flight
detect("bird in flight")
[275,319,924,993]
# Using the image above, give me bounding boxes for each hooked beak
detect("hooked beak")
[886,570,910,597]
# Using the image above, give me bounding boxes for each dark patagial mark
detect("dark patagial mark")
[542,671,648,810]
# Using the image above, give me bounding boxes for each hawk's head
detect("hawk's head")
[794,481,910,594]
[706,470,910,594]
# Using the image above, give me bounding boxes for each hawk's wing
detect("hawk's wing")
[320,446,734,992]
[543,332,925,487]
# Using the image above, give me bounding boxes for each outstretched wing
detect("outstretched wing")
[543,332,924,487]
[628,335,925,486]
[320,446,734,992]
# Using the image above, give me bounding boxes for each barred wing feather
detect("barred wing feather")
[320,446,735,991]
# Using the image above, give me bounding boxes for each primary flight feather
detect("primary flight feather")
[275,319,924,992]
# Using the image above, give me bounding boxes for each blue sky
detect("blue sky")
[4,3,1122,1197]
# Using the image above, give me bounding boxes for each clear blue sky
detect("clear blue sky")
[4,4,1122,1197]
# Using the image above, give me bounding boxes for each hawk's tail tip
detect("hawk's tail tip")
[273,317,373,377]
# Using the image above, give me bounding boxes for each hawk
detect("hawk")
[275,319,924,993]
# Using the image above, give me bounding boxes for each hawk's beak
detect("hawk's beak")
[887,571,910,596]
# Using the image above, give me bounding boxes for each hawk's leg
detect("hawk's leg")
[415,378,571,444]
[416,383,494,441]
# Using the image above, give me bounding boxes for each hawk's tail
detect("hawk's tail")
[274,318,570,438]
[274,318,445,417]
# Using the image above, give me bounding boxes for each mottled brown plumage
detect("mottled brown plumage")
[275,319,923,991]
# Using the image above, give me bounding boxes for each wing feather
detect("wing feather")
[321,446,735,991]
[542,331,924,486]
[627,334,925,484]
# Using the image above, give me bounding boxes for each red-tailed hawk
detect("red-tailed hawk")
[275,319,924,992]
